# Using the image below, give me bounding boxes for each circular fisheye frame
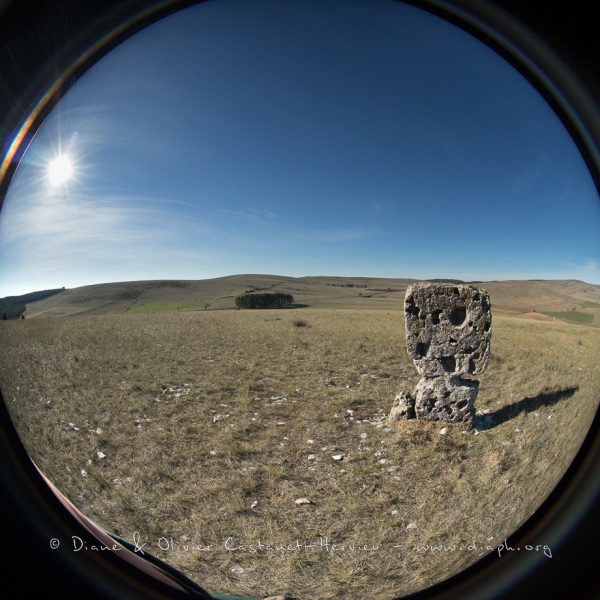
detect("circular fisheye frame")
[0,1,599,599]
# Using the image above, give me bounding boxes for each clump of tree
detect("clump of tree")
[0,287,65,320]
[235,292,294,309]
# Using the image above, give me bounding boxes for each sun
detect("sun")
[47,154,74,185]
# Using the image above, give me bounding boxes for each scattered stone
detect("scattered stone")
[68,423,79,431]
[162,384,193,401]
[80,469,87,477]
[439,427,448,435]
[97,451,106,459]
[295,498,311,506]
[332,454,344,461]
[250,501,258,509]
[388,392,415,421]
[406,523,417,530]
[307,454,316,461]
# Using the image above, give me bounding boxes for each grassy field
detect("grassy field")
[0,308,598,599]
[21,275,600,327]
[542,310,595,324]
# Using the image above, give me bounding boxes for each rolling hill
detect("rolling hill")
[18,275,600,326]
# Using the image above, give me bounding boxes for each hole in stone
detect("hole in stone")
[449,337,457,344]
[441,356,456,373]
[449,306,466,326]
[416,342,430,357]
[484,320,491,332]
[468,358,476,372]
[405,297,420,318]
[456,400,468,409]
[431,310,442,325]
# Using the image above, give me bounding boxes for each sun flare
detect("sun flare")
[47,154,74,185]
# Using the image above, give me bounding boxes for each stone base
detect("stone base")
[389,377,478,425]
[414,376,478,423]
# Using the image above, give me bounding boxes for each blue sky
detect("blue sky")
[1,0,599,297]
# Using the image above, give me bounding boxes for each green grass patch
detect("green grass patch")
[542,311,594,324]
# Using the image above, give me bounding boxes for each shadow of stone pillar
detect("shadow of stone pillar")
[390,283,492,425]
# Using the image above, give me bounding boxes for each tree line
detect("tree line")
[1,287,65,320]
[235,292,294,309]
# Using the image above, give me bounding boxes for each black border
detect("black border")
[1,1,599,598]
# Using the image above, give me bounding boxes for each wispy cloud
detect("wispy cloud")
[292,227,382,243]
[0,184,218,286]
[208,207,279,227]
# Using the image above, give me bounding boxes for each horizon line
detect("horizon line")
[2,273,598,299]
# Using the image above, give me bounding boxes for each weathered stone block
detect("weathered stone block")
[405,283,491,377]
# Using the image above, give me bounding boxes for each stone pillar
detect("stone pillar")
[389,283,492,425]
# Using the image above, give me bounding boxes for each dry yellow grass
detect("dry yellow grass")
[0,308,598,599]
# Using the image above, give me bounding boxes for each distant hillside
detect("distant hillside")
[21,275,600,326]
[1,288,65,320]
